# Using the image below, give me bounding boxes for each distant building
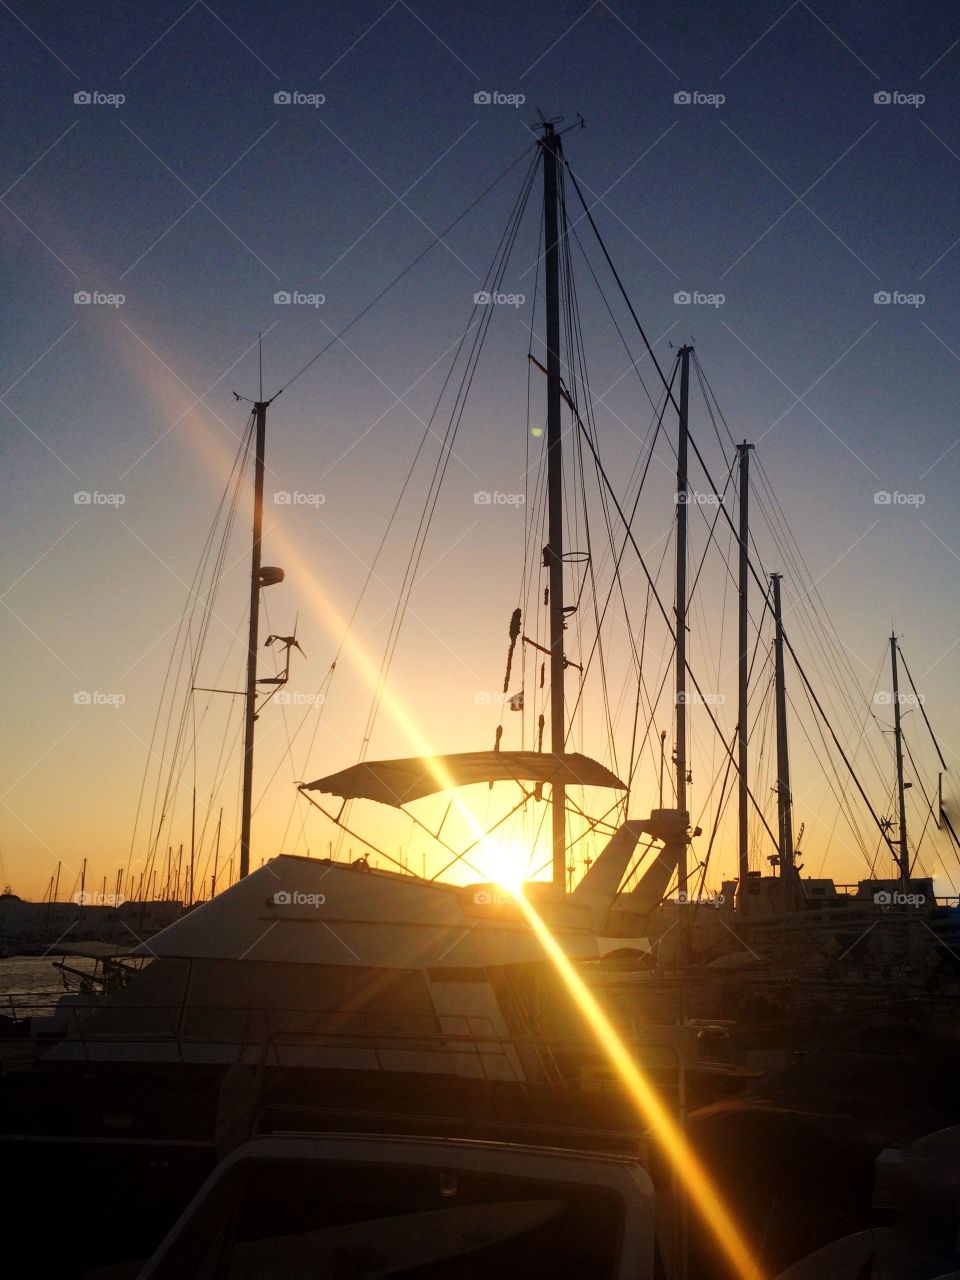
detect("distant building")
[0,892,183,952]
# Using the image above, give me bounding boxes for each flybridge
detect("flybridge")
[131,809,691,971]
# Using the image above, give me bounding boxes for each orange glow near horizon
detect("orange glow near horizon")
[262,522,537,869]
[257,513,766,1277]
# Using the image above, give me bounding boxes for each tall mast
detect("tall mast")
[674,344,692,896]
[736,441,753,913]
[190,785,196,906]
[771,573,795,893]
[541,123,567,893]
[240,399,268,879]
[890,633,910,892]
[211,807,222,901]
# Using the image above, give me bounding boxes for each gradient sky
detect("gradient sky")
[2,0,959,904]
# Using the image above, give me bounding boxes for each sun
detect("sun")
[479,834,528,897]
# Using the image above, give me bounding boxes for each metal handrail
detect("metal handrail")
[45,1001,673,1046]
[1,991,66,1023]
[254,1018,518,1085]
[47,998,691,1075]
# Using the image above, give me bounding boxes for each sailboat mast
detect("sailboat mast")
[240,399,268,879]
[190,785,196,906]
[736,441,753,913]
[771,573,795,890]
[211,807,222,900]
[674,345,692,896]
[541,123,567,893]
[890,633,910,892]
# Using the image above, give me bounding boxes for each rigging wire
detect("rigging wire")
[277,144,538,398]
[126,413,255,893]
[327,152,541,856]
[356,152,541,757]
[562,153,907,867]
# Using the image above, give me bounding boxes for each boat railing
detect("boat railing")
[44,999,688,1086]
[254,1021,522,1085]
[0,990,65,1024]
[246,1009,523,1079]
[830,884,960,908]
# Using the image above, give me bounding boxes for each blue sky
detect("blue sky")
[2,1,959,901]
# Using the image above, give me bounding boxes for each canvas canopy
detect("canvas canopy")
[301,750,626,808]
